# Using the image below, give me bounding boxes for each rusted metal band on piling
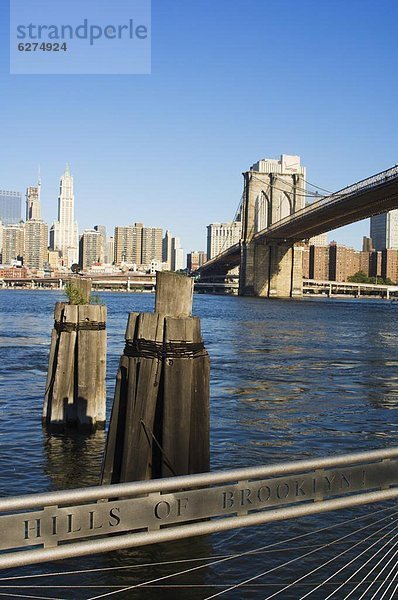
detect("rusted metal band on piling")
[54,320,106,332]
[124,338,206,360]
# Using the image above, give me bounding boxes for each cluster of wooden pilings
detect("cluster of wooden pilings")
[101,272,210,484]
[43,272,210,483]
[43,278,106,431]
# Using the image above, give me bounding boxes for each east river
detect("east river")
[1,290,398,599]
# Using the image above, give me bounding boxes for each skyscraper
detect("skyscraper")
[79,229,103,271]
[24,220,48,269]
[141,227,163,265]
[114,226,133,265]
[132,223,143,264]
[26,185,41,221]
[0,190,22,226]
[2,224,24,264]
[49,165,79,267]
[107,236,115,265]
[370,210,398,250]
[171,236,184,271]
[94,225,107,262]
[207,221,241,260]
[162,230,172,269]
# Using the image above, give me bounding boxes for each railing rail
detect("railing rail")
[1,447,398,569]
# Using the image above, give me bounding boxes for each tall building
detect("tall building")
[187,251,207,272]
[132,223,143,264]
[308,233,328,246]
[48,249,62,271]
[309,245,330,280]
[94,225,107,262]
[370,210,398,251]
[171,236,184,271]
[207,221,241,260]
[24,220,48,269]
[329,244,360,282]
[162,230,172,270]
[114,226,133,265]
[362,236,373,252]
[382,249,398,283]
[0,190,22,225]
[107,236,115,265]
[26,185,41,221]
[2,224,24,264]
[49,165,79,267]
[141,226,163,265]
[79,229,103,271]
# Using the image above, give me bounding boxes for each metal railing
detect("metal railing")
[1,447,398,569]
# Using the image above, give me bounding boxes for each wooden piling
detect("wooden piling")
[101,271,210,484]
[43,280,107,432]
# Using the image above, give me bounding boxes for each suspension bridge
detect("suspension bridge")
[199,158,398,297]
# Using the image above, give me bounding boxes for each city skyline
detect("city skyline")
[1,1,398,254]
[2,160,396,257]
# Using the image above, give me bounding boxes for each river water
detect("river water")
[1,290,398,599]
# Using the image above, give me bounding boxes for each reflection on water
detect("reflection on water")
[43,430,106,490]
[1,291,398,597]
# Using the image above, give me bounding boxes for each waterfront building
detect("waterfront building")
[79,229,103,271]
[370,210,398,250]
[107,236,115,265]
[0,190,22,226]
[0,265,28,278]
[47,249,62,271]
[141,226,163,266]
[370,251,382,278]
[207,221,241,260]
[187,251,207,272]
[2,223,24,265]
[24,220,48,269]
[302,246,310,278]
[114,226,133,265]
[132,223,143,265]
[162,230,172,270]
[49,165,79,267]
[382,249,398,283]
[309,245,329,280]
[329,244,360,282]
[308,232,328,246]
[171,236,184,271]
[149,259,163,274]
[94,225,107,262]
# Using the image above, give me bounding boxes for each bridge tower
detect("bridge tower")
[239,154,306,297]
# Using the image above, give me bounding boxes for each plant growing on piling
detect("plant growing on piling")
[64,282,89,305]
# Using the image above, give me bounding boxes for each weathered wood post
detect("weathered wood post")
[101,271,210,484]
[43,278,107,431]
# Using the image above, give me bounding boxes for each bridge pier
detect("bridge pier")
[240,242,303,298]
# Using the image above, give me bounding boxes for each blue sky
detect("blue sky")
[1,0,397,252]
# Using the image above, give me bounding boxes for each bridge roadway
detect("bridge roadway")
[200,164,398,280]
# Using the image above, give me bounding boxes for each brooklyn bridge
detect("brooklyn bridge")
[199,156,398,297]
